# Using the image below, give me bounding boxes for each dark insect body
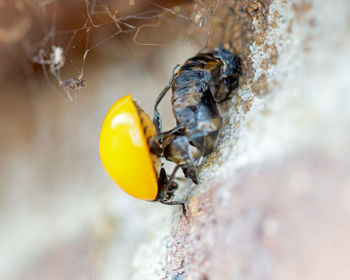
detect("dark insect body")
[99,45,241,215]
[151,45,241,205]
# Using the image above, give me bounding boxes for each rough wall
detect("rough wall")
[1,0,350,279]
[133,0,350,279]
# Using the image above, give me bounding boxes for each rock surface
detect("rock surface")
[1,0,350,279]
[133,0,350,279]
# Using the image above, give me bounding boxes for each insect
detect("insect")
[99,95,184,208]
[99,45,241,212]
[150,45,241,184]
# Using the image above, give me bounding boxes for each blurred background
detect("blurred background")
[1,0,350,280]
[0,1,207,279]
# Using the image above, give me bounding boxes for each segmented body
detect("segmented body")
[170,47,241,156]
[151,46,241,184]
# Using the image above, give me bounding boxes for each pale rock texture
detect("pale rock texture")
[1,0,350,279]
[133,0,350,279]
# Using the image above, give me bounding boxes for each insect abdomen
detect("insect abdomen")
[171,54,222,127]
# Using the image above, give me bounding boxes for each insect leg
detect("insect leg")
[153,64,180,133]
[166,164,181,188]
[157,166,188,218]
[155,126,184,139]
[160,199,188,218]
[167,164,188,218]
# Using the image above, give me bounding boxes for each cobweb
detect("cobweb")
[26,0,221,101]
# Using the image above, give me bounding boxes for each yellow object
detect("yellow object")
[99,95,158,200]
